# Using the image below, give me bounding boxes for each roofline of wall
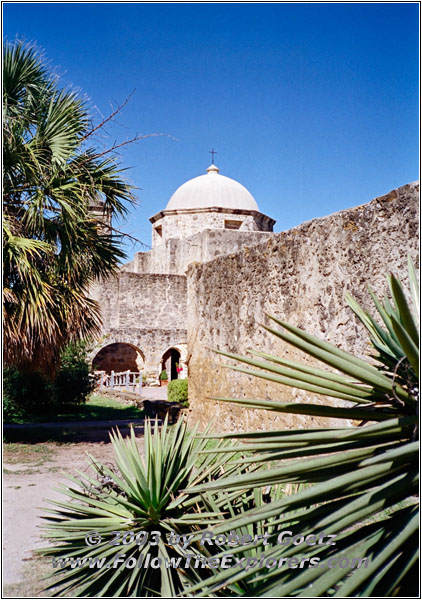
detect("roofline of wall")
[149,206,276,226]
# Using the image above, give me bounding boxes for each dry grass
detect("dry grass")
[2,555,69,598]
[3,443,57,466]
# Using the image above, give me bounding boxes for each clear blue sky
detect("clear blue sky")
[4,2,419,259]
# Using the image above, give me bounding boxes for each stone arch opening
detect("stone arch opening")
[161,347,181,381]
[92,343,144,374]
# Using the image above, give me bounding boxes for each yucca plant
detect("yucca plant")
[186,259,419,597]
[39,417,269,597]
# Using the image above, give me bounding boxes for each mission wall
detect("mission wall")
[185,182,419,432]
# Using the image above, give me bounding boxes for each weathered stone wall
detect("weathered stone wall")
[125,230,274,275]
[90,272,187,377]
[186,183,419,432]
[150,207,274,247]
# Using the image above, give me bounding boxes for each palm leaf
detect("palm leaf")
[3,41,135,374]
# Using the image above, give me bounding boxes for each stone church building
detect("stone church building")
[90,163,276,381]
[90,161,417,432]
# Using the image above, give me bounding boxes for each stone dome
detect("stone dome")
[165,164,259,211]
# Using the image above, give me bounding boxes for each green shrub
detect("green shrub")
[3,367,54,421]
[53,342,94,408]
[3,342,94,421]
[168,378,188,406]
[159,369,168,381]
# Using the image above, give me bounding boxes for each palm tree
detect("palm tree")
[3,42,135,374]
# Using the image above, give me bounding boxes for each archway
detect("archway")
[161,348,181,381]
[92,343,144,374]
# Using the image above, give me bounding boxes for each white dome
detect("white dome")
[165,165,259,211]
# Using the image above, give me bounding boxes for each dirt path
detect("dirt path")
[3,435,144,596]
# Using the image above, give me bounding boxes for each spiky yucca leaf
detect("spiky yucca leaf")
[39,418,272,597]
[186,265,419,597]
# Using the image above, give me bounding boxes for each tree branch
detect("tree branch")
[80,91,135,142]
[79,133,176,166]
[106,222,151,251]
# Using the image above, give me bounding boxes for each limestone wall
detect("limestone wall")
[90,272,187,376]
[126,230,274,275]
[186,182,419,432]
[150,207,274,246]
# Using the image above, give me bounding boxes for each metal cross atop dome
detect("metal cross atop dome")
[209,148,217,164]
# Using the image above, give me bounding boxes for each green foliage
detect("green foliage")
[39,419,269,596]
[186,262,419,597]
[4,342,95,421]
[168,379,188,406]
[159,369,168,381]
[3,367,54,421]
[3,41,134,375]
[72,395,144,421]
[4,395,144,425]
[37,263,419,597]
[54,342,95,408]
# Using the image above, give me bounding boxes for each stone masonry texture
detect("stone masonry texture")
[150,208,274,246]
[122,229,274,275]
[185,182,419,432]
[90,272,187,377]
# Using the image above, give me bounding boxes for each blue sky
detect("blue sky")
[4,2,419,259]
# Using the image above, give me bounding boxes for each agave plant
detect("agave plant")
[186,259,419,597]
[39,417,269,597]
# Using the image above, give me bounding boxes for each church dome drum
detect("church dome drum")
[150,163,275,247]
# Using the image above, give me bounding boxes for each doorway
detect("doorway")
[92,343,144,374]
[161,348,181,380]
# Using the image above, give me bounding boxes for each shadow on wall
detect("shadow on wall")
[92,343,144,374]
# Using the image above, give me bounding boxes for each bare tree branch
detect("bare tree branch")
[80,91,136,142]
[107,222,151,251]
[80,133,176,166]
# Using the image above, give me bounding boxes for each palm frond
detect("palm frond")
[3,41,136,374]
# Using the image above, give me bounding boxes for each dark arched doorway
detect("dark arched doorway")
[161,348,181,381]
[92,343,144,374]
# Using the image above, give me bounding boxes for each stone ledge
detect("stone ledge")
[142,400,185,424]
[94,389,142,405]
